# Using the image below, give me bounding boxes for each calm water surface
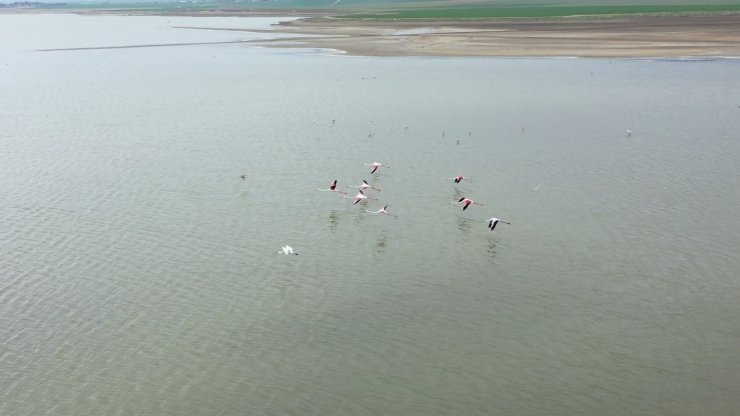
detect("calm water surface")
[1,14,739,416]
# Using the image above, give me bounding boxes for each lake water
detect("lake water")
[1,13,739,416]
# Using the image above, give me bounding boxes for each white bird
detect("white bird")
[347,180,380,192]
[366,204,397,218]
[277,245,299,255]
[363,162,389,174]
[317,179,347,194]
[344,190,377,205]
[626,129,632,137]
[486,217,510,232]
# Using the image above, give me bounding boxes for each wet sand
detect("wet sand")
[252,14,740,58]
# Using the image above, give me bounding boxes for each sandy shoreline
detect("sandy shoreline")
[4,8,740,58]
[260,14,740,58]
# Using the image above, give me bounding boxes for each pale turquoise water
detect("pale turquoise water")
[1,13,740,416]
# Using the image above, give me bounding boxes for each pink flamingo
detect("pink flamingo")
[447,175,470,184]
[317,179,347,195]
[366,205,397,218]
[347,180,381,192]
[458,197,483,211]
[344,190,377,205]
[363,162,389,174]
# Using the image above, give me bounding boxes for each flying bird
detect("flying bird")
[277,246,299,255]
[240,174,247,180]
[317,179,347,194]
[347,180,380,192]
[364,162,389,174]
[366,205,397,218]
[457,197,483,211]
[345,190,377,205]
[487,217,510,231]
[447,175,469,184]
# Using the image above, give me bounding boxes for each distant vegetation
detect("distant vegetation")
[7,0,740,18]
[0,1,61,6]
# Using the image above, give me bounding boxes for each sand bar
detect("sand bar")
[256,14,740,58]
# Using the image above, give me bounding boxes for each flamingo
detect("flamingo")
[364,162,389,174]
[366,205,397,218]
[447,175,469,184]
[487,217,510,231]
[347,180,380,192]
[344,190,377,205]
[317,179,347,194]
[458,197,483,211]
[277,246,299,255]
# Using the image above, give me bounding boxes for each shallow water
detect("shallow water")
[1,13,740,416]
